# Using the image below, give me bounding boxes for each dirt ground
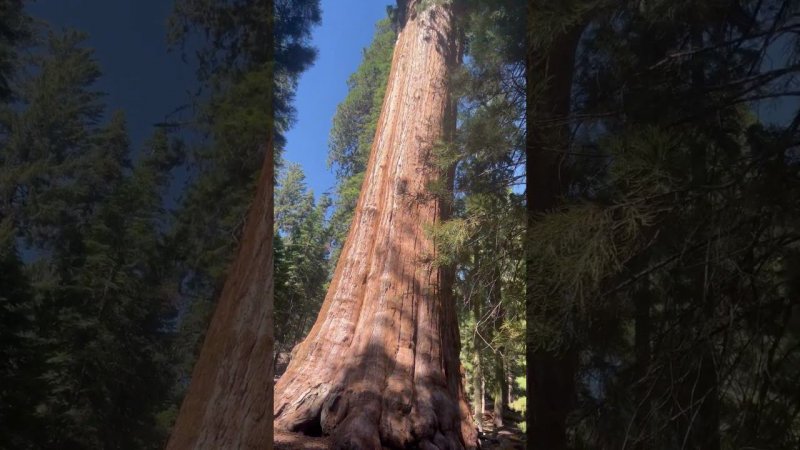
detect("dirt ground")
[274,411,525,450]
[476,411,526,450]
[274,430,331,449]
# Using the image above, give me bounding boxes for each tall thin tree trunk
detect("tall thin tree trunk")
[273,1,477,448]
[493,349,507,426]
[492,271,508,427]
[473,292,484,432]
[166,137,275,449]
[507,360,514,407]
[526,7,585,449]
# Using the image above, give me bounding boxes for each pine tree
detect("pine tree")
[0,21,186,447]
[0,241,41,449]
[0,0,27,101]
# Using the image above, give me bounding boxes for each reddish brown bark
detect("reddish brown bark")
[166,140,275,450]
[273,1,477,448]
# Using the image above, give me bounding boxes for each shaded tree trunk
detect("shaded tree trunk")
[273,1,477,449]
[525,8,585,449]
[492,349,507,427]
[507,360,514,408]
[473,291,484,432]
[166,137,275,449]
[492,272,508,427]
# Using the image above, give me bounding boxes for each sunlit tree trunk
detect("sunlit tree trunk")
[166,137,275,449]
[492,270,508,427]
[273,1,477,448]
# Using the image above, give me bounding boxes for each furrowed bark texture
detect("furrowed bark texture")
[166,140,275,450]
[274,1,477,449]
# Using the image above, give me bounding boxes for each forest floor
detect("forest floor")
[477,411,526,449]
[273,411,525,449]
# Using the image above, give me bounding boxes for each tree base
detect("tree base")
[276,380,473,450]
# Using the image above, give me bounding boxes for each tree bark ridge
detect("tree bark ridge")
[274,1,477,448]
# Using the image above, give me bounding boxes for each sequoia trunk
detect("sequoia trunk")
[273,1,477,449]
[166,137,275,449]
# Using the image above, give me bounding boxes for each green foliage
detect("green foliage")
[34,129,181,449]
[0,24,185,448]
[438,0,529,429]
[0,242,42,449]
[168,0,319,142]
[164,0,321,413]
[0,0,28,101]
[274,164,331,353]
[510,375,527,432]
[526,1,800,447]
[0,0,322,446]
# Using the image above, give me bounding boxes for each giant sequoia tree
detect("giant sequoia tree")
[165,0,320,447]
[273,1,477,448]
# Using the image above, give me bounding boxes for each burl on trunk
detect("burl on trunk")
[274,1,477,449]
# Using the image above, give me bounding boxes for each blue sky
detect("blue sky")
[283,0,392,199]
[29,0,390,202]
[27,0,198,153]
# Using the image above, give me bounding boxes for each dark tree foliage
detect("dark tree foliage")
[0,0,27,100]
[0,0,316,447]
[168,0,320,146]
[526,0,800,448]
[161,0,321,429]
[0,244,41,449]
[0,24,185,448]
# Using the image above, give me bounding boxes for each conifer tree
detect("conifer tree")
[524,1,800,448]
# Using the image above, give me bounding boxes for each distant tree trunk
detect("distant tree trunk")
[273,1,477,449]
[492,351,507,426]
[166,137,275,449]
[507,360,514,407]
[526,8,585,449]
[473,293,484,432]
[492,273,508,427]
